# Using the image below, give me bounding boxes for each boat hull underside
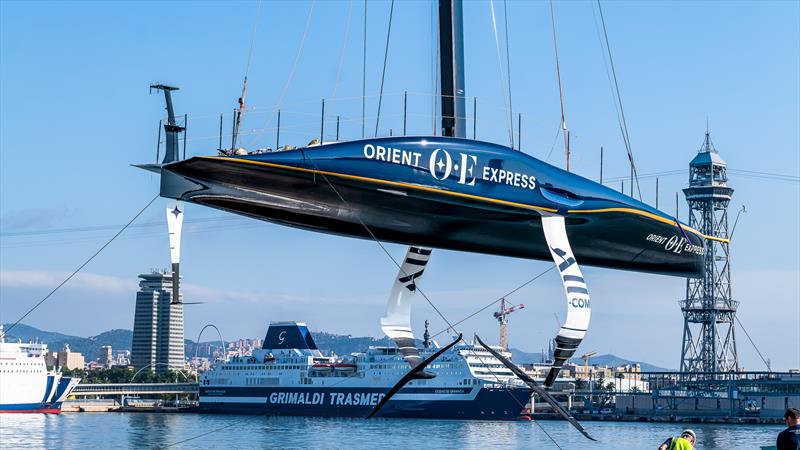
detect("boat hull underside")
[165,158,702,277]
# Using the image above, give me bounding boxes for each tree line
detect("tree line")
[61,367,193,384]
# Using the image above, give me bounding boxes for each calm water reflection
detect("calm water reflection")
[0,413,781,449]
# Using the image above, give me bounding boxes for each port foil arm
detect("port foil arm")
[541,215,591,387]
[380,246,432,368]
[166,200,184,304]
[474,335,596,441]
[367,333,462,419]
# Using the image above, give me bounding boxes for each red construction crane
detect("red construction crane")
[493,298,525,351]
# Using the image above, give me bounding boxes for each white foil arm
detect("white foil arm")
[381,246,432,368]
[166,200,184,304]
[542,215,591,387]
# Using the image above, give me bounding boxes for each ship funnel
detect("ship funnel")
[150,84,184,164]
[262,322,319,350]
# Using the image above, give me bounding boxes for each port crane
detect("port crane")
[493,298,525,351]
[581,351,597,376]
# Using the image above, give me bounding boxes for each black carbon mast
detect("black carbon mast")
[372,0,468,412]
[438,0,466,138]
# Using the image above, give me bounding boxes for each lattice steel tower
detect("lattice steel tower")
[680,132,739,374]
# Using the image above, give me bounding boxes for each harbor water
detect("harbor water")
[0,413,782,449]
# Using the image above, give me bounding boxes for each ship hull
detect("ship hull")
[0,403,62,414]
[162,137,705,277]
[198,386,531,419]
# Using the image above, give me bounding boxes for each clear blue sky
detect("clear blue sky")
[1,1,798,370]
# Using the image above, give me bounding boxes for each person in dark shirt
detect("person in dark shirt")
[777,407,800,450]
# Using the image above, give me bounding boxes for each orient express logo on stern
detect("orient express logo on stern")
[363,143,536,190]
[646,233,705,256]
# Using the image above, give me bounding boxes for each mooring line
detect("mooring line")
[4,194,159,335]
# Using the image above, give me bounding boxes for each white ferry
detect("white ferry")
[199,321,531,419]
[0,326,80,413]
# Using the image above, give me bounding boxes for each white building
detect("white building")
[131,271,185,373]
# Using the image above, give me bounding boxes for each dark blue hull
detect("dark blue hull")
[198,386,531,420]
[162,136,705,277]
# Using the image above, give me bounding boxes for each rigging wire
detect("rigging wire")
[544,122,563,162]
[232,0,263,149]
[429,265,556,340]
[502,0,515,149]
[433,3,440,136]
[3,195,159,335]
[362,0,368,139]
[243,0,262,79]
[489,0,515,148]
[2,169,792,244]
[548,0,569,170]
[301,154,567,449]
[3,169,794,248]
[329,0,354,117]
[595,0,643,200]
[231,0,261,149]
[374,0,396,137]
[735,315,773,372]
[248,0,316,148]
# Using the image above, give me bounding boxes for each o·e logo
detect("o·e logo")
[429,148,453,180]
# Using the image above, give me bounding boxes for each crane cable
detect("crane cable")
[489,0,515,148]
[374,0,396,137]
[595,0,643,200]
[548,0,569,171]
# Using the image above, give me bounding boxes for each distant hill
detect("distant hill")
[3,324,671,370]
[311,331,395,356]
[509,347,671,371]
[2,324,133,359]
[509,347,547,364]
[567,354,671,372]
[5,324,202,360]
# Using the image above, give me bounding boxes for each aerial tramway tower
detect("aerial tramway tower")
[679,131,739,374]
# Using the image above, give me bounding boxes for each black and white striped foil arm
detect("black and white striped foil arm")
[474,335,596,441]
[367,333,462,419]
[380,246,432,368]
[542,215,590,387]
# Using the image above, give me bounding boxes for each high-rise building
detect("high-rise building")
[679,132,739,374]
[99,345,113,368]
[131,270,185,373]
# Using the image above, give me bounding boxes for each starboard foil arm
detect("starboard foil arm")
[380,246,432,368]
[166,200,184,304]
[474,335,596,441]
[367,333,463,419]
[541,215,590,387]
